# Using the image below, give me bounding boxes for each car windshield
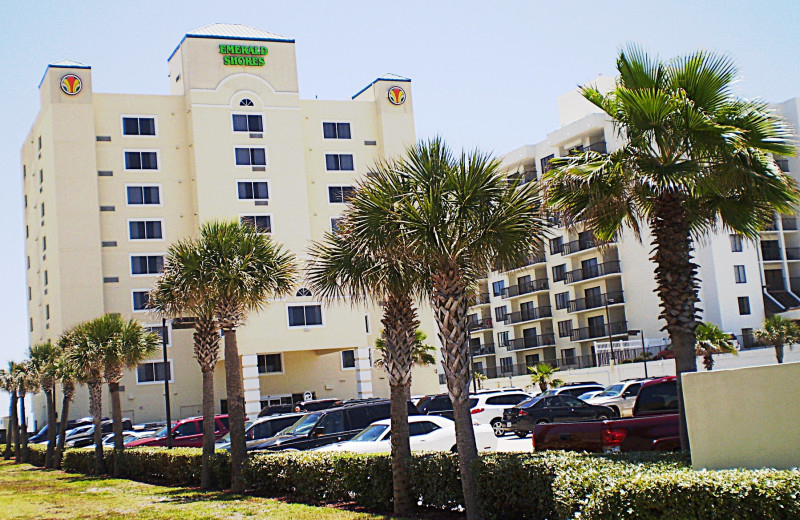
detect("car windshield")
[597,384,624,397]
[280,413,322,436]
[520,397,544,408]
[577,392,597,401]
[67,425,93,437]
[350,424,389,442]
[153,422,177,439]
[540,389,558,397]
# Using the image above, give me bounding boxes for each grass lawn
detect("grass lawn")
[0,460,394,520]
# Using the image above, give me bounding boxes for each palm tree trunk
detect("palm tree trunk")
[5,391,17,460]
[381,292,418,516]
[44,387,57,468]
[775,343,784,363]
[430,264,482,520]
[200,368,216,489]
[19,389,29,464]
[88,381,106,474]
[222,328,246,493]
[651,197,699,453]
[55,383,74,469]
[13,392,21,463]
[108,381,123,476]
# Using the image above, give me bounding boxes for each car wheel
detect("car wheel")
[534,419,549,425]
[450,445,458,453]
[596,414,610,421]
[514,431,528,439]
[490,419,505,437]
[609,406,620,417]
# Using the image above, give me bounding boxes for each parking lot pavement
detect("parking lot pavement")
[495,433,533,452]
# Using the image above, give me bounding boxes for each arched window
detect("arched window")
[239,98,255,107]
[296,288,312,297]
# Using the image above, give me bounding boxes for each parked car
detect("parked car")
[416,394,455,419]
[102,430,145,447]
[576,390,603,401]
[539,382,605,398]
[127,415,229,448]
[66,419,133,447]
[503,395,615,438]
[469,391,531,436]
[251,400,419,452]
[257,404,295,417]
[533,376,680,453]
[316,415,497,453]
[587,379,648,417]
[30,417,98,444]
[216,413,303,451]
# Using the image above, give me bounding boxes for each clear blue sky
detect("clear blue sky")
[0,1,798,413]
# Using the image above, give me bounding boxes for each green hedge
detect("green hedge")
[26,444,47,467]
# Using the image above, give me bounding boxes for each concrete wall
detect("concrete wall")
[682,361,800,470]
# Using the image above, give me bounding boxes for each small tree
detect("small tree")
[0,364,19,460]
[53,331,80,470]
[528,363,564,393]
[374,330,436,368]
[473,371,487,390]
[694,322,737,370]
[755,315,800,364]
[28,341,60,468]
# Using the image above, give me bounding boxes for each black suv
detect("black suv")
[503,395,614,437]
[252,400,419,451]
[416,394,455,419]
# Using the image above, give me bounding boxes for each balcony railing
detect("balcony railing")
[565,261,621,284]
[471,343,496,356]
[504,306,553,325]
[568,291,625,313]
[503,278,549,298]
[561,236,615,255]
[470,293,491,306]
[468,317,493,332]
[508,333,556,351]
[569,321,628,341]
[586,141,607,153]
[762,248,800,261]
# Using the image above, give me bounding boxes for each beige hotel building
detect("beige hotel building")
[23,24,439,426]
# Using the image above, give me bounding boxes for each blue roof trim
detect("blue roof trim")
[168,34,295,62]
[38,64,92,89]
[352,77,411,100]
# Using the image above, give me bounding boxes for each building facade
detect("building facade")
[463,77,799,383]
[23,24,439,426]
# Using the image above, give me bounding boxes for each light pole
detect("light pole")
[605,297,616,365]
[627,329,648,378]
[161,317,172,449]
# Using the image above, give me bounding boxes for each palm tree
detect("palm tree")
[54,330,80,469]
[98,314,160,475]
[528,363,564,393]
[543,46,798,450]
[0,365,19,460]
[352,138,545,520]
[16,360,39,464]
[67,321,106,474]
[694,322,737,371]
[755,315,800,364]
[194,221,297,492]
[28,341,60,468]
[308,175,426,516]
[375,329,436,402]
[149,237,222,489]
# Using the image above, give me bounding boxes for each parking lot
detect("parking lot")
[496,433,533,452]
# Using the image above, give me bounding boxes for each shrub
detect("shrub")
[26,444,46,467]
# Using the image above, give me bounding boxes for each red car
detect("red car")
[128,415,229,448]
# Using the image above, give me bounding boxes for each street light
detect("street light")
[605,297,616,365]
[627,329,648,378]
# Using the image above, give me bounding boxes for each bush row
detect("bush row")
[35,445,800,519]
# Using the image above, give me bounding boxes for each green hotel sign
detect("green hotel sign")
[219,45,268,66]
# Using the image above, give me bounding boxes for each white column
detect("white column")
[241,354,261,421]
[355,347,373,398]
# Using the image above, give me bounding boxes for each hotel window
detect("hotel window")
[330,217,343,233]
[42,236,46,252]
[232,114,263,132]
[296,288,313,297]
[492,280,505,297]
[39,170,43,183]
[734,265,746,284]
[45,305,50,320]
[494,305,507,322]
[37,136,41,150]
[555,291,569,310]
[44,270,48,286]
[132,291,150,311]
[549,237,563,255]
[257,354,282,374]
[124,151,158,170]
[239,98,254,107]
[131,255,164,275]
[737,296,751,315]
[137,360,172,384]
[237,181,269,201]
[288,304,323,327]
[41,203,45,217]
[325,153,354,171]
[145,325,169,345]
[29,318,33,332]
[129,220,163,240]
[122,117,156,136]
[730,234,743,252]
[28,287,31,301]
[552,264,567,282]
[561,348,577,365]
[499,357,513,373]
[240,215,271,233]
[322,122,351,139]
[497,331,509,347]
[328,186,355,203]
[127,185,160,205]
[557,319,572,338]
[235,147,266,166]
[26,256,30,269]
[341,350,356,369]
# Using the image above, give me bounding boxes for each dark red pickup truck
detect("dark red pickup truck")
[533,376,680,453]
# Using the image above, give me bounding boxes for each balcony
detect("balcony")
[508,333,556,351]
[569,321,628,341]
[568,291,625,313]
[565,261,621,284]
[562,236,615,255]
[764,217,797,231]
[468,317,493,332]
[586,141,607,153]
[470,293,491,306]
[508,171,537,185]
[762,248,800,261]
[504,306,552,325]
[471,343,496,356]
[503,278,549,299]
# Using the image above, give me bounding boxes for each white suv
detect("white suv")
[469,391,532,436]
[587,379,647,417]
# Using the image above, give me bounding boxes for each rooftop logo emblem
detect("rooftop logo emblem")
[60,74,82,95]
[388,86,406,105]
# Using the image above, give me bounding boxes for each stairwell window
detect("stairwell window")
[287,304,323,328]
[322,122,351,139]
[232,114,264,133]
[328,186,355,203]
[325,154,354,171]
[234,147,267,166]
[240,214,272,233]
[734,265,746,284]
[132,290,150,311]
[730,234,743,252]
[257,354,283,374]
[124,150,159,170]
[137,360,172,384]
[126,185,161,205]
[737,296,751,315]
[341,350,356,370]
[237,181,269,201]
[122,116,157,136]
[131,255,164,276]
[129,219,164,240]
